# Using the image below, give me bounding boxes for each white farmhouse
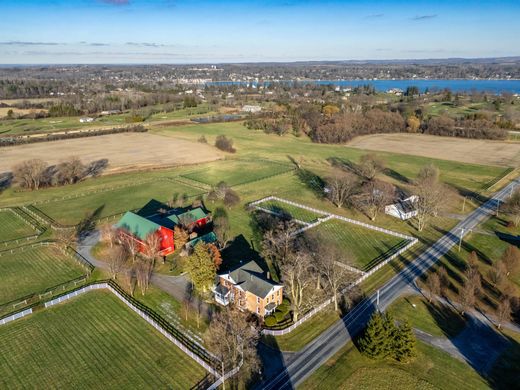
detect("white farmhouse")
[242,105,262,113]
[79,117,94,123]
[385,195,418,220]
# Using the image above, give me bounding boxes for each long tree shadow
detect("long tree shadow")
[425,299,516,387]
[76,205,105,240]
[295,168,325,199]
[255,335,293,390]
[383,168,410,184]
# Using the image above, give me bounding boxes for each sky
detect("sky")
[0,0,519,64]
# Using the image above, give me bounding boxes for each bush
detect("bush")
[264,315,277,327]
[215,135,236,153]
[277,299,290,316]
[198,135,208,144]
[274,311,286,323]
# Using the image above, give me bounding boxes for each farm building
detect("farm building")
[385,195,418,220]
[79,117,94,123]
[116,202,213,256]
[214,260,283,317]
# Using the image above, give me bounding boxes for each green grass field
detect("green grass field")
[152,121,509,194]
[0,291,207,388]
[311,219,408,271]
[0,209,39,242]
[181,159,292,187]
[0,245,85,304]
[35,179,203,225]
[301,340,489,390]
[388,295,466,338]
[255,199,325,223]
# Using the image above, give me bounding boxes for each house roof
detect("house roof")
[224,260,281,299]
[116,211,162,241]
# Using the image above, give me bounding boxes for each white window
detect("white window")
[256,307,260,314]
[257,297,260,304]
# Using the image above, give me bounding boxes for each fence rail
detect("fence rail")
[10,279,242,385]
[254,195,419,336]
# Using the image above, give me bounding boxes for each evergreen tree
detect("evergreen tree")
[359,311,393,359]
[393,320,416,362]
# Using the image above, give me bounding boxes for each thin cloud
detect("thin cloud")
[365,14,384,19]
[411,14,438,21]
[100,0,130,5]
[0,41,60,46]
[126,42,166,47]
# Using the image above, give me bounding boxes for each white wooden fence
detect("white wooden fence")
[0,308,33,325]
[42,282,242,388]
[253,196,419,336]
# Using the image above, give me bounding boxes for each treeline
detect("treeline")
[0,125,147,147]
[246,103,508,143]
[12,156,108,190]
[0,79,65,99]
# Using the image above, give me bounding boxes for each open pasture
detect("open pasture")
[0,291,207,389]
[181,158,293,187]
[257,199,326,223]
[0,245,85,304]
[348,133,520,168]
[35,179,203,226]
[0,209,39,243]
[0,132,223,175]
[311,219,408,271]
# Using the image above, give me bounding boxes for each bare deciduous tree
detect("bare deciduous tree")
[173,225,189,252]
[134,256,154,296]
[120,233,139,263]
[355,180,395,221]
[413,164,446,231]
[488,260,507,286]
[460,253,482,315]
[213,207,231,248]
[204,309,260,389]
[496,296,512,329]
[100,225,116,248]
[107,244,128,280]
[438,266,450,297]
[358,153,385,181]
[425,272,440,303]
[504,189,520,226]
[501,245,520,276]
[315,245,356,311]
[261,220,296,267]
[325,170,358,208]
[280,250,315,322]
[12,159,48,190]
[57,156,85,185]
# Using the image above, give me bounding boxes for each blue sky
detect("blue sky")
[0,0,519,64]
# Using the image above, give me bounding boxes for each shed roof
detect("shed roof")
[177,207,207,225]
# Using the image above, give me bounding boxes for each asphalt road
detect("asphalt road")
[261,177,520,390]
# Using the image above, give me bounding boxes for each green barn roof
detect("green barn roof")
[186,232,217,248]
[176,207,208,225]
[116,211,161,241]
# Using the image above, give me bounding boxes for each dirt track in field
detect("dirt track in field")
[348,133,520,167]
[0,132,223,173]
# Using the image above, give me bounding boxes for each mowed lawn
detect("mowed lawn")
[0,246,84,304]
[0,291,207,389]
[35,179,203,225]
[181,159,293,187]
[312,219,408,271]
[0,210,39,242]
[300,340,488,390]
[257,199,325,223]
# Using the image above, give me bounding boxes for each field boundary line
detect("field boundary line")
[0,207,43,246]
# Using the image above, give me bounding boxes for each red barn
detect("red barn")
[116,206,212,256]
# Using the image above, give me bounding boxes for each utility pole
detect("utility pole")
[376,289,380,308]
[496,199,501,217]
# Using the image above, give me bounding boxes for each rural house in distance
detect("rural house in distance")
[214,260,283,317]
[116,200,213,256]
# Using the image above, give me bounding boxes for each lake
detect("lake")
[207,79,520,94]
